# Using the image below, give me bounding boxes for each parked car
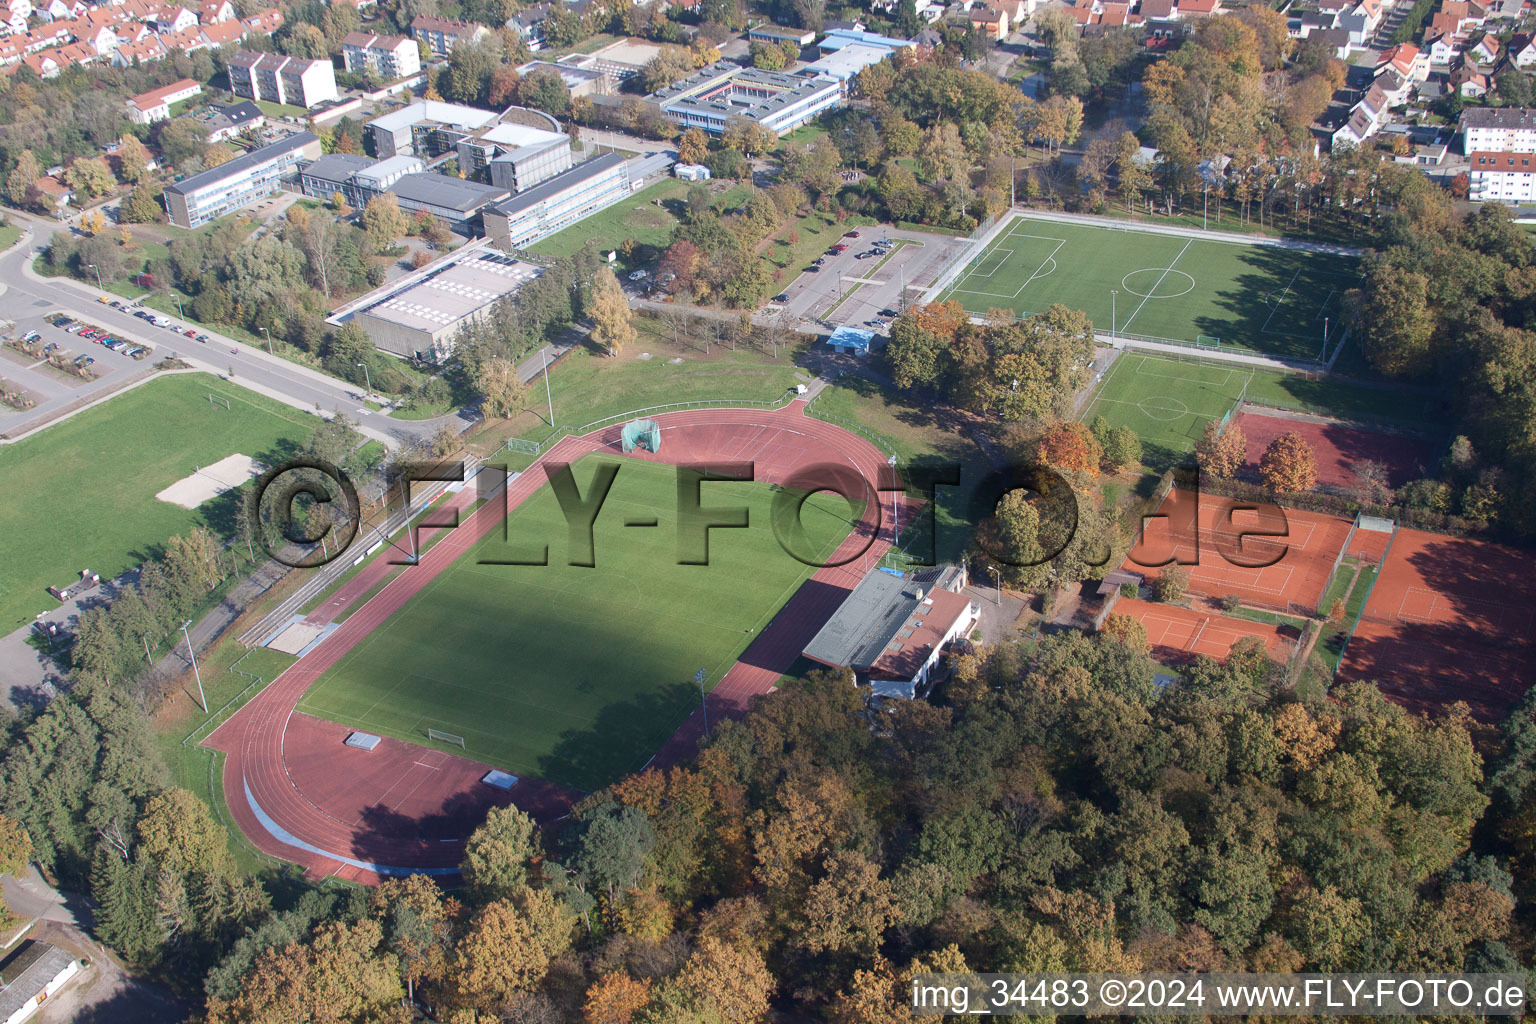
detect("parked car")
[22,330,40,342]
[184,328,197,337]
[196,334,209,343]
[844,231,859,238]
[125,347,145,358]
[812,257,826,266]
[109,340,128,352]
[831,244,848,252]
[880,308,898,318]
[75,355,94,367]
[42,341,58,353]
[806,265,821,272]
[772,293,788,303]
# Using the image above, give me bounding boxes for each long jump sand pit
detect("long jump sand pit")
[155,453,259,509]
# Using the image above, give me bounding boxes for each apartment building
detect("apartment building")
[409,13,488,57]
[226,49,338,108]
[161,130,320,227]
[340,30,420,79]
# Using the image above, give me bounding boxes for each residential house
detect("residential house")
[39,0,84,21]
[0,943,81,1024]
[110,31,162,62]
[1510,32,1536,67]
[242,8,280,34]
[0,2,29,35]
[1178,0,1221,17]
[200,17,244,45]
[1379,42,1429,80]
[1461,104,1536,152]
[125,76,199,122]
[508,3,548,49]
[409,13,488,57]
[149,4,195,32]
[202,99,263,141]
[32,173,70,208]
[1425,25,1460,64]
[1469,31,1498,63]
[965,4,1009,41]
[1139,0,1176,18]
[1468,150,1536,201]
[1374,66,1412,105]
[197,0,231,21]
[1450,56,1490,95]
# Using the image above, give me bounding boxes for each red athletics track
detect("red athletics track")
[206,402,913,883]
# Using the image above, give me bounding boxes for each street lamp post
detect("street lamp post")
[989,565,1001,604]
[1111,289,1118,339]
[174,293,185,319]
[543,347,554,426]
[181,620,207,711]
[887,453,899,547]
[357,361,372,397]
[87,263,102,290]
[261,326,273,355]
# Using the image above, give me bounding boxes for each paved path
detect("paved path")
[204,401,903,882]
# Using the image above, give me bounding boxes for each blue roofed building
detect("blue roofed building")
[828,326,876,355]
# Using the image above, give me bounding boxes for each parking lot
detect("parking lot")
[0,294,194,436]
[765,227,973,333]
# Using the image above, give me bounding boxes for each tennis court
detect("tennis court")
[939,216,1359,359]
[1340,527,1536,721]
[1127,488,1352,616]
[1116,597,1299,662]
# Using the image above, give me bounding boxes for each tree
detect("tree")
[0,815,32,876]
[1354,265,1435,377]
[801,850,898,955]
[360,194,408,254]
[584,972,653,1024]
[1259,431,1317,493]
[1036,421,1103,477]
[158,119,210,169]
[204,919,403,1024]
[519,68,572,116]
[1101,612,1150,650]
[462,804,538,902]
[662,936,773,1022]
[137,788,235,881]
[678,127,710,166]
[203,143,235,169]
[116,134,151,184]
[121,180,162,224]
[1196,421,1247,479]
[1152,565,1190,602]
[1101,426,1142,472]
[370,874,456,1002]
[590,267,635,357]
[451,900,556,1011]
[473,357,529,419]
[5,149,39,207]
[66,157,114,201]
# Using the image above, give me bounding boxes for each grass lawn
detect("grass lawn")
[0,373,321,631]
[529,177,690,268]
[470,325,804,452]
[940,215,1361,359]
[0,223,20,251]
[1081,351,1446,471]
[806,377,992,568]
[295,455,857,791]
[254,99,309,119]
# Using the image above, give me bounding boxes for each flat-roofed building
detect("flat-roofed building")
[226,50,338,108]
[514,58,614,96]
[162,130,321,228]
[457,119,573,192]
[801,43,892,89]
[747,25,816,46]
[298,152,378,205]
[801,565,976,700]
[350,248,541,360]
[647,61,843,135]
[482,152,631,251]
[388,172,510,233]
[367,98,499,158]
[340,30,420,79]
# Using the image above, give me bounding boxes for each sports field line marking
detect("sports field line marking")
[1259,267,1300,335]
[1128,353,1246,389]
[950,233,1066,304]
[1119,238,1192,335]
[970,246,1016,279]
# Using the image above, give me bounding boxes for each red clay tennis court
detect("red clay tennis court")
[1234,409,1434,490]
[1339,527,1536,721]
[1127,489,1352,616]
[1116,598,1299,663]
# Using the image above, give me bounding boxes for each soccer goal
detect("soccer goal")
[207,393,231,411]
[1196,335,1221,349]
[427,727,465,749]
[621,418,662,453]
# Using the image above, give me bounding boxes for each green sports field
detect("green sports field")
[941,217,1359,359]
[1082,351,1449,470]
[0,373,320,631]
[295,455,859,793]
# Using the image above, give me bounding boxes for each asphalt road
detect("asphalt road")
[0,216,467,450]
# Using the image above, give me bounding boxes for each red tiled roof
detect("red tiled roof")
[1470,150,1536,170]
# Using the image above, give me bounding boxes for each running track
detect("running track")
[206,402,910,883]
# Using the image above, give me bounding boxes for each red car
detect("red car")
[184,328,198,337]
[844,231,859,238]
[832,244,848,252]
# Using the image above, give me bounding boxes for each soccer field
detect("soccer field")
[296,455,858,793]
[0,373,320,631]
[1082,352,1249,466]
[940,217,1359,359]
